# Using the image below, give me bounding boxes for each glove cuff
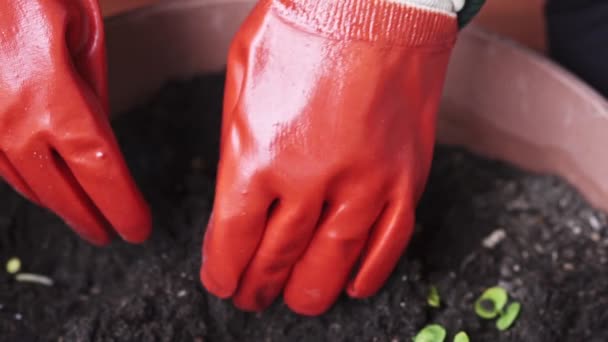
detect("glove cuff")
[272,0,458,46]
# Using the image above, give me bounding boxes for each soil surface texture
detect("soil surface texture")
[1,74,608,342]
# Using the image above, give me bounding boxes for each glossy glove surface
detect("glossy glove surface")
[0,0,151,245]
[201,0,457,315]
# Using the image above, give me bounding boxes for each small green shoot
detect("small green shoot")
[6,257,21,274]
[454,331,470,342]
[414,324,446,342]
[496,302,521,331]
[474,287,508,319]
[428,286,441,308]
[453,331,469,342]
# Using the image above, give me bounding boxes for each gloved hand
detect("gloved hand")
[201,0,458,315]
[0,0,150,245]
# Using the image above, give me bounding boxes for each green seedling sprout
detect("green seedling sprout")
[413,324,446,342]
[6,257,21,274]
[453,331,469,342]
[496,302,521,331]
[5,257,54,286]
[428,286,441,308]
[474,287,508,319]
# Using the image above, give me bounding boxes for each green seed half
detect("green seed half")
[428,286,441,308]
[474,286,508,319]
[453,331,470,342]
[6,257,21,274]
[496,302,521,331]
[414,324,447,342]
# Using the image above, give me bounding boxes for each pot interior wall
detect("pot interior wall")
[105,0,256,114]
[105,0,608,212]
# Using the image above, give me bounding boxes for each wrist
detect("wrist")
[272,0,458,46]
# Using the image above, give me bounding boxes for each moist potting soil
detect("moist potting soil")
[1,74,608,341]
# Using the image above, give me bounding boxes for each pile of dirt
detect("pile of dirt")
[1,74,608,341]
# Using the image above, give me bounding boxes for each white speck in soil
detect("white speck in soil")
[588,215,602,230]
[399,302,406,308]
[591,233,601,242]
[568,221,583,235]
[534,243,545,254]
[90,287,101,295]
[513,264,521,272]
[15,313,22,320]
[177,290,187,298]
[401,275,407,282]
[563,263,575,271]
[482,228,507,249]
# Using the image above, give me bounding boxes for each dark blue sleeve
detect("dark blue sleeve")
[546,0,608,96]
[458,0,486,28]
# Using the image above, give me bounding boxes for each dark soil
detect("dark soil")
[2,74,608,342]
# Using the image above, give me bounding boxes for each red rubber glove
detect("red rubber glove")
[0,0,151,245]
[201,0,458,315]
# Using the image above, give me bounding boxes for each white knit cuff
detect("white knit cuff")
[272,0,459,46]
[386,0,466,15]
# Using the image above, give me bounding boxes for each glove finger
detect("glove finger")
[347,199,414,298]
[8,144,112,245]
[0,151,40,204]
[57,0,149,242]
[47,76,151,243]
[200,171,275,298]
[232,195,323,311]
[51,129,151,244]
[283,199,385,316]
[52,137,151,243]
